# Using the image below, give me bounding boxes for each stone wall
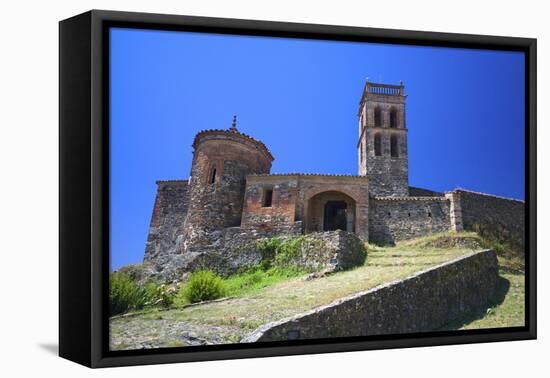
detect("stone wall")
[243,249,498,342]
[362,128,409,197]
[144,180,189,262]
[456,189,525,250]
[369,196,451,244]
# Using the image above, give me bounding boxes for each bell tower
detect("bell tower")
[357,80,409,197]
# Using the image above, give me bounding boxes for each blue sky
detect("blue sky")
[110,28,525,270]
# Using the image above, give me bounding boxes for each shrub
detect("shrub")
[109,272,148,315]
[273,237,304,267]
[255,237,283,269]
[143,282,176,307]
[115,263,148,283]
[180,270,227,304]
[255,236,307,269]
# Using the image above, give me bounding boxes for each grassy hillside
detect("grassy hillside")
[110,232,491,350]
[110,232,525,350]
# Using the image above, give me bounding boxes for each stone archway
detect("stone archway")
[306,191,356,234]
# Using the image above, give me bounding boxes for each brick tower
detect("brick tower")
[181,116,274,252]
[357,80,409,197]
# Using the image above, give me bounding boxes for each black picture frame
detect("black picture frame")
[59,9,537,368]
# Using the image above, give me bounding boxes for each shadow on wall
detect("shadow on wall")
[369,221,396,246]
[437,275,511,330]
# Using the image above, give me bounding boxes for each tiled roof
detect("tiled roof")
[373,196,447,201]
[248,173,366,179]
[193,129,274,161]
[156,179,188,184]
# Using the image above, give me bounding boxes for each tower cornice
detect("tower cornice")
[358,81,406,115]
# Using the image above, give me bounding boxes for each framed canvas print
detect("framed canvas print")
[59,10,536,368]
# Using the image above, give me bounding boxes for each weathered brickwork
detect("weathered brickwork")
[456,189,525,250]
[144,180,189,261]
[242,174,369,241]
[369,196,451,245]
[242,250,499,342]
[241,176,300,234]
[181,129,273,252]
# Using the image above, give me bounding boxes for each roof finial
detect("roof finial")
[230,115,237,131]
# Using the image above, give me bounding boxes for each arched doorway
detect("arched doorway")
[324,201,348,231]
[306,191,356,234]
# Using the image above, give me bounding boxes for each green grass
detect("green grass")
[223,266,308,297]
[110,231,526,350]
[461,272,524,329]
[111,234,479,349]
[171,266,309,307]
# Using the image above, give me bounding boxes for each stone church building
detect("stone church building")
[144,80,524,262]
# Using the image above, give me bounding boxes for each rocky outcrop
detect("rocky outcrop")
[276,230,367,272]
[135,230,367,283]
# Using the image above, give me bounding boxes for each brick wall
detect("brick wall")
[243,174,370,241]
[241,176,300,233]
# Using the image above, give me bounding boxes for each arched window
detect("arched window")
[390,108,398,128]
[209,166,217,184]
[374,133,382,156]
[374,107,382,127]
[390,134,399,157]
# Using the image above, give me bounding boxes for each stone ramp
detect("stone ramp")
[243,249,498,342]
